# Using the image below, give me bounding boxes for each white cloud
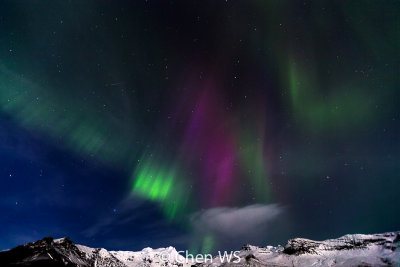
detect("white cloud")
[190,204,283,248]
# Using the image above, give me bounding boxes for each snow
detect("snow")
[71,232,400,266]
[76,244,96,258]
[108,246,190,267]
[54,238,67,243]
[215,232,400,267]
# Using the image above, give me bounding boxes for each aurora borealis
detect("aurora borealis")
[0,0,399,253]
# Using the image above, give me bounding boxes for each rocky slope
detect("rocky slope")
[0,231,399,266]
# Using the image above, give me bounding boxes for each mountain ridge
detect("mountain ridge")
[0,231,399,266]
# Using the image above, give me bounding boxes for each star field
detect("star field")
[0,0,399,253]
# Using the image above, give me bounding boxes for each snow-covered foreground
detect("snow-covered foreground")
[0,231,399,266]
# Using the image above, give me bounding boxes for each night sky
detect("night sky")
[0,0,399,253]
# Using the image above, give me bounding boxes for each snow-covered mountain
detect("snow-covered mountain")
[0,237,189,267]
[0,231,399,266]
[207,232,400,267]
